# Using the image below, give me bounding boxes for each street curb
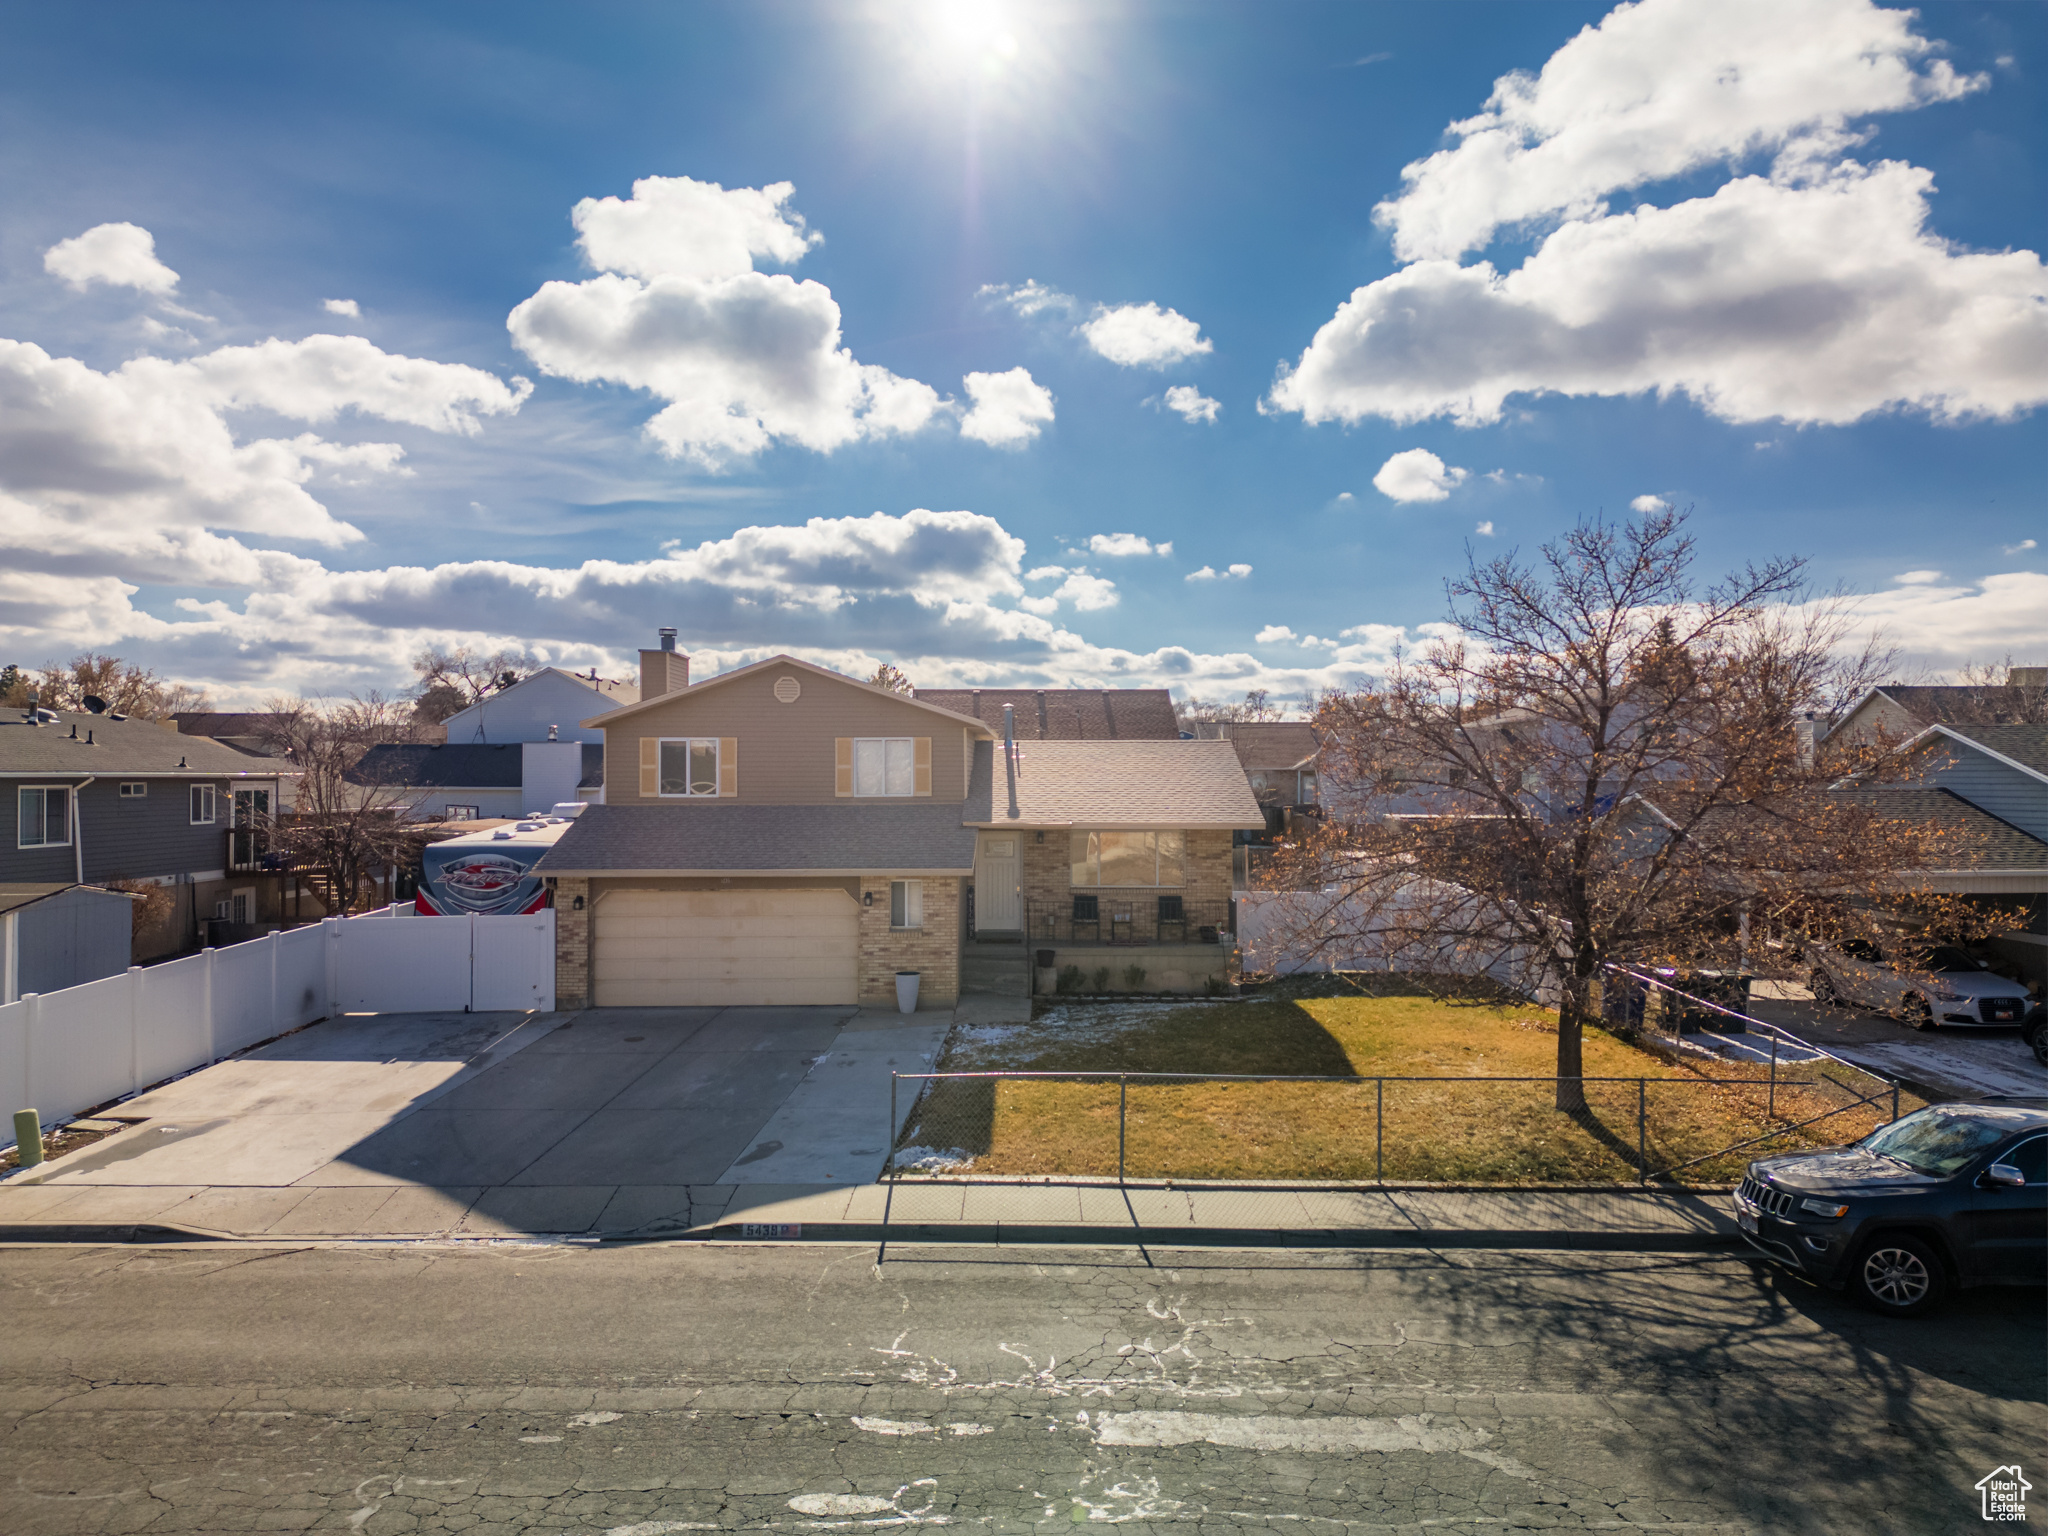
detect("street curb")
[650,1222,1743,1251]
[0,1220,1741,1251]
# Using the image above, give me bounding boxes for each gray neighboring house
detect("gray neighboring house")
[346,741,605,821]
[2,706,296,959]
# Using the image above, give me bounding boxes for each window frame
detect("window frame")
[1068,830,1187,889]
[655,736,722,798]
[189,783,218,826]
[889,878,924,930]
[119,781,148,799]
[17,784,73,849]
[443,804,481,821]
[851,736,916,798]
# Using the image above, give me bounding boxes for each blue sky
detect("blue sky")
[1,0,2042,707]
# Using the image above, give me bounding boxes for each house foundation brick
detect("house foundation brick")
[550,877,590,1009]
[857,875,961,1008]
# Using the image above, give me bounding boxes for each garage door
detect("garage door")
[592,889,859,1006]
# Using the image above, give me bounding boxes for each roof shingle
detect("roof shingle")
[0,711,290,777]
[533,802,978,874]
[967,739,1266,827]
[914,687,1179,741]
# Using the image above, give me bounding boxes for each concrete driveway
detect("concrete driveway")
[1,1003,950,1239]
[1748,981,2047,1103]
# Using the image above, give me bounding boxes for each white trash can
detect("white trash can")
[895,971,921,1014]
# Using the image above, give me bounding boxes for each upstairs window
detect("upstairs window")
[18,786,70,848]
[119,781,147,798]
[854,737,915,797]
[658,738,721,796]
[190,784,218,825]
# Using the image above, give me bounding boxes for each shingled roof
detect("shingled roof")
[914,687,1180,741]
[348,742,525,789]
[533,802,977,876]
[966,738,1265,828]
[1829,787,2048,870]
[0,710,291,777]
[1931,722,2048,777]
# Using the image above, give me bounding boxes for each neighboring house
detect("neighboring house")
[534,646,1263,1009]
[438,666,637,745]
[1,883,135,999]
[1,706,296,958]
[346,667,631,819]
[1840,720,2048,988]
[170,712,290,758]
[1822,670,2046,748]
[347,741,603,820]
[912,686,1179,740]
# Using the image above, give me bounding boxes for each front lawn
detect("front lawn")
[895,984,1916,1184]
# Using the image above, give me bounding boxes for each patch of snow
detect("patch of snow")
[892,1146,976,1172]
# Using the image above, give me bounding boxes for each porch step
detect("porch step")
[961,946,1031,997]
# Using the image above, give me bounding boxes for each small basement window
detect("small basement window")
[890,879,923,930]
[190,783,218,825]
[444,804,480,821]
[119,781,147,798]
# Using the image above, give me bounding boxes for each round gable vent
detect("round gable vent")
[773,675,802,703]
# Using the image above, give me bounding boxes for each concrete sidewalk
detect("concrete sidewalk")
[0,1174,1739,1251]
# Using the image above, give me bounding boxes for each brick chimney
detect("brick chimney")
[638,627,690,699]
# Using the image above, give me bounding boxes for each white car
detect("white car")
[1808,939,2034,1030]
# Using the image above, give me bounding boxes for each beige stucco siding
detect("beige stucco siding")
[604,668,976,807]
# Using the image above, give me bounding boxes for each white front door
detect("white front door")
[975,834,1021,931]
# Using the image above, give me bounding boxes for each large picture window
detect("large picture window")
[18,786,71,848]
[658,738,721,796]
[1069,831,1186,887]
[853,737,915,797]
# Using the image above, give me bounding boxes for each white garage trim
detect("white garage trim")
[593,888,859,1006]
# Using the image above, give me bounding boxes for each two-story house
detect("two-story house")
[533,641,1263,1009]
[3,703,297,959]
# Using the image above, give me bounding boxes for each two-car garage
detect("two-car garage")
[591,888,860,1006]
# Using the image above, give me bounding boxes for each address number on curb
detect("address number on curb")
[741,1223,801,1239]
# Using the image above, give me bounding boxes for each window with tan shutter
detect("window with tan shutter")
[640,737,658,797]
[913,737,931,796]
[718,737,737,796]
[655,738,722,796]
[852,737,915,796]
[835,737,854,796]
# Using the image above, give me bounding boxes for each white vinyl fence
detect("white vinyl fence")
[1238,888,1559,1004]
[2,908,553,1134]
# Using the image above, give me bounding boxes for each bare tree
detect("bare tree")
[23,653,210,719]
[257,695,424,915]
[1174,688,1287,730]
[410,645,536,714]
[1938,654,2048,725]
[868,662,914,694]
[1268,511,2014,1110]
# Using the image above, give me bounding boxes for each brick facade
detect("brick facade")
[550,877,591,1010]
[1018,828,1234,940]
[857,875,961,1008]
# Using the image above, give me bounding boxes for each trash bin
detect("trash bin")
[1601,972,1648,1032]
[1658,969,1752,1033]
[895,971,921,1014]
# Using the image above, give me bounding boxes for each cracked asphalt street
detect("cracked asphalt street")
[0,1240,2038,1533]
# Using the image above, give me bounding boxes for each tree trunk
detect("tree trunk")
[1555,971,1590,1112]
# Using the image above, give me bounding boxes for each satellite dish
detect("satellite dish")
[82,695,108,714]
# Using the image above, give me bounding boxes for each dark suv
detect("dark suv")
[1733,1104,2047,1317]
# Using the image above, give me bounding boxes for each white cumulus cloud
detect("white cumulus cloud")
[1373,448,1469,503]
[507,175,944,469]
[1088,533,1172,558]
[979,279,1078,318]
[1257,625,1298,644]
[2003,538,2037,555]
[1476,520,1496,536]
[44,222,182,296]
[1079,302,1213,369]
[1163,384,1221,423]
[959,367,1055,447]
[1377,0,1983,263]
[323,298,361,317]
[1630,494,1670,513]
[1893,569,1943,585]
[1270,1,2045,432]
[1186,563,1253,582]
